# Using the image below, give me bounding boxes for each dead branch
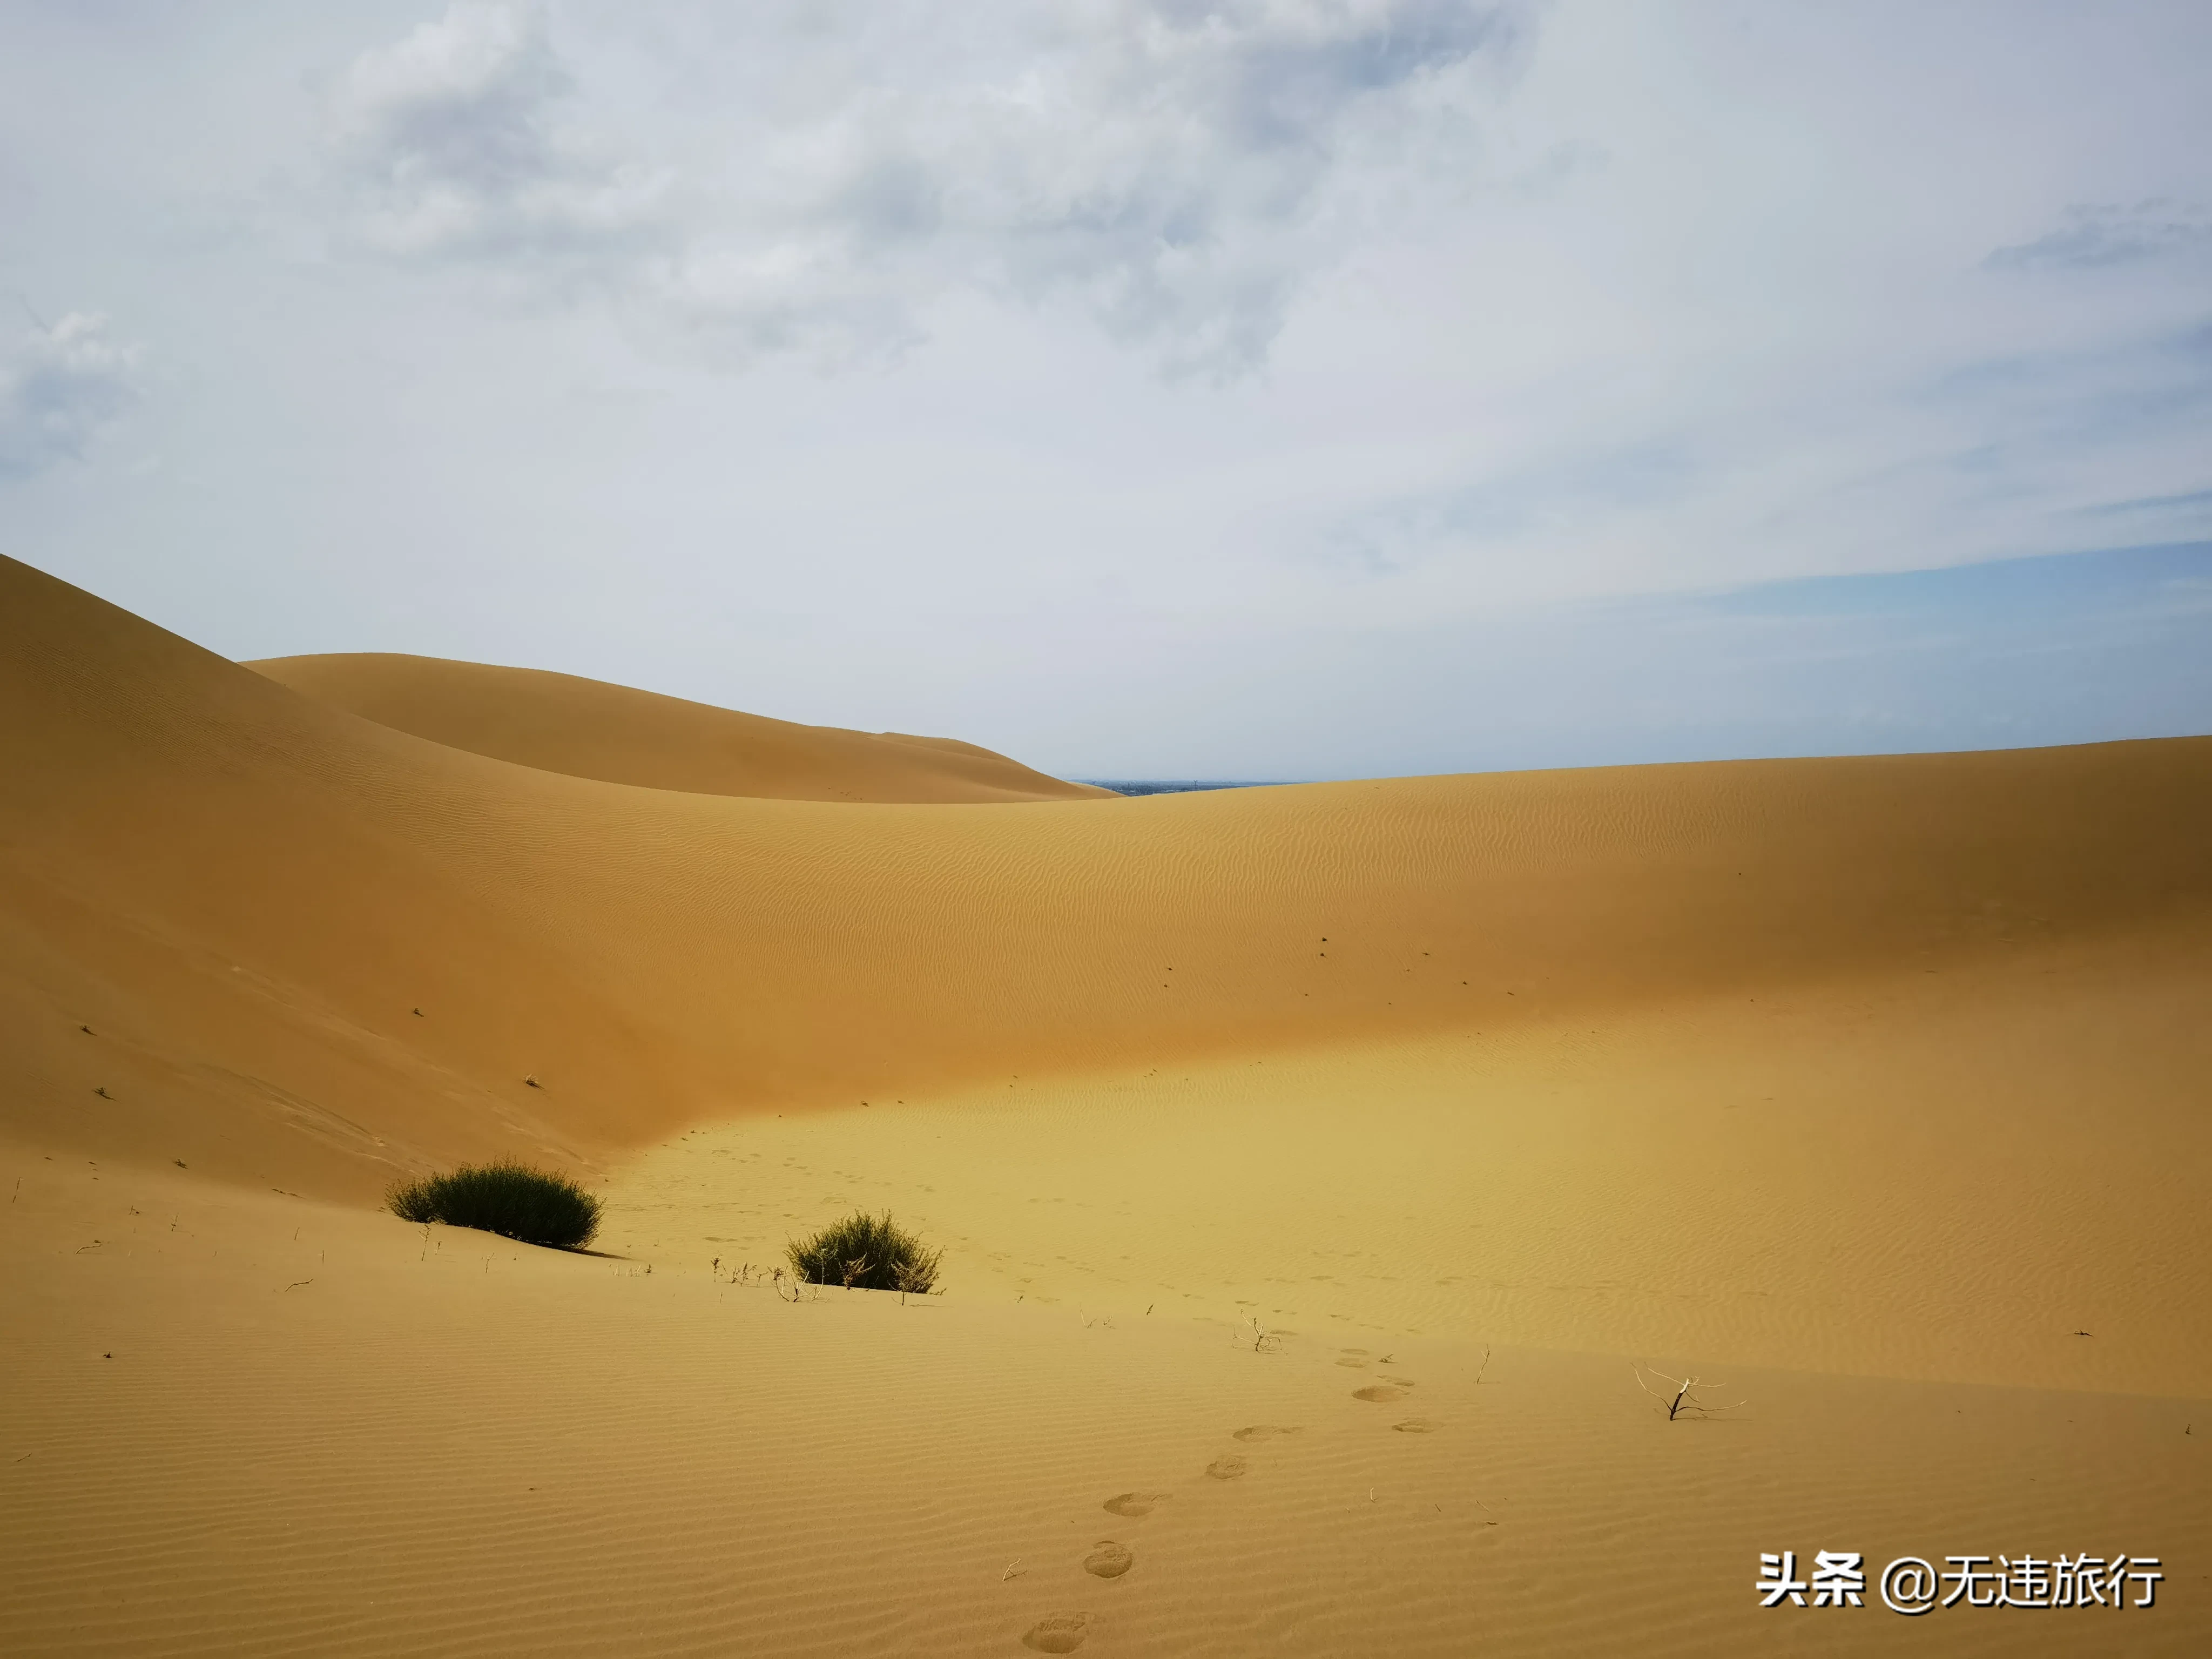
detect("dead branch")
[1633,1361,1744,1420]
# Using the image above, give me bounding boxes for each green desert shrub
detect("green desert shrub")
[787,1209,942,1293]
[386,1160,602,1250]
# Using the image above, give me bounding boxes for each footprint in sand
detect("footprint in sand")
[1334,1357,1370,1368]
[1381,1375,1418,1387]
[1352,1385,1408,1402]
[1084,1541,1134,1579]
[1232,1425,1303,1441]
[1205,1454,1250,1480]
[1392,1418,1441,1433]
[1103,1492,1169,1518]
[1340,1347,1370,1354]
[1023,1613,1090,1654]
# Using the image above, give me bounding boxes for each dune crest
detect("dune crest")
[249,651,1115,803]
[6,553,2212,1655]
[6,554,2212,1206]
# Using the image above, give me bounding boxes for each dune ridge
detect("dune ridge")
[248,651,1117,804]
[6,554,2210,1198]
[6,551,2212,1653]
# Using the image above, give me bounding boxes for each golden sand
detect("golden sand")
[4,551,2207,1654]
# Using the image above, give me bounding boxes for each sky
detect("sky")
[2,0,2208,780]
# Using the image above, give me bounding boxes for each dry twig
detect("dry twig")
[1633,1361,1744,1420]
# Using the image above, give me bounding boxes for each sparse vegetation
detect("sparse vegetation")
[386,1161,602,1250]
[785,1210,941,1294]
[1633,1361,1744,1421]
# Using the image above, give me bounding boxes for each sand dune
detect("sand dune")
[5,550,2209,1654]
[249,651,1117,803]
[14,555,2210,1198]
[8,1153,2203,1658]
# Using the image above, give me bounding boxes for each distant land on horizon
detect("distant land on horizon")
[1076,779,1297,796]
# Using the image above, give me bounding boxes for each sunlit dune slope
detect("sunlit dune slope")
[249,651,1116,803]
[5,554,2211,1214]
[9,555,2212,1659]
[7,1155,2206,1658]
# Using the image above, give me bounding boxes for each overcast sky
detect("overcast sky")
[4,1,2208,778]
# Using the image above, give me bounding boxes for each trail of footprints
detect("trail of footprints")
[1019,1347,1436,1653]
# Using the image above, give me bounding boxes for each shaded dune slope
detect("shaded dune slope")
[248,651,1116,803]
[6,554,2210,1203]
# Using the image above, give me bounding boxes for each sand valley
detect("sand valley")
[4,551,2208,1655]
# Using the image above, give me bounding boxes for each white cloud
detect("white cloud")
[1986,199,2212,271]
[328,1,671,271]
[0,312,140,478]
[323,0,1523,372]
[6,0,2208,774]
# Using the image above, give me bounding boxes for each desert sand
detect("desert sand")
[3,549,2208,1655]
[247,652,1118,804]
